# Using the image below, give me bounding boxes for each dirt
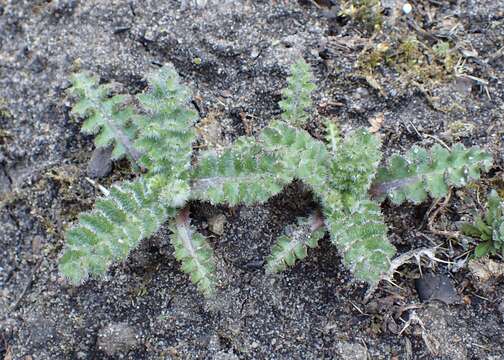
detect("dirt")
[1,0,503,359]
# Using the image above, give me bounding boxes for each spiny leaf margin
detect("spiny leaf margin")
[69,72,139,160]
[59,178,170,284]
[266,214,325,274]
[191,137,293,206]
[135,64,198,179]
[169,209,217,297]
[372,143,492,204]
[278,59,316,128]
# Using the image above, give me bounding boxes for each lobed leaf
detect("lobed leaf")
[260,120,331,194]
[59,178,172,284]
[329,128,382,201]
[169,209,217,296]
[135,64,198,179]
[69,72,139,160]
[279,59,316,128]
[191,137,292,206]
[372,143,493,204]
[324,199,396,284]
[266,214,325,274]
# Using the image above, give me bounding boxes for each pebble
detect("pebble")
[403,3,412,15]
[97,322,138,356]
[415,272,460,305]
[208,214,226,235]
[336,341,367,360]
[31,235,43,254]
[86,146,113,179]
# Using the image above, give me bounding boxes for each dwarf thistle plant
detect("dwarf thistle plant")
[59,59,493,296]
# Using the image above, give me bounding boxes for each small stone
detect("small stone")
[76,351,88,359]
[86,146,113,179]
[31,235,43,254]
[415,272,460,305]
[208,214,226,235]
[453,77,473,97]
[354,87,369,99]
[143,29,156,43]
[336,341,367,360]
[460,48,478,58]
[220,90,232,98]
[97,322,138,356]
[213,351,239,360]
[402,3,412,14]
[250,48,260,59]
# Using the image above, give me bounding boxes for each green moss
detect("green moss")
[340,0,383,33]
[357,33,458,92]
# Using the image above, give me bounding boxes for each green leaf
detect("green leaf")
[460,190,504,259]
[474,242,492,258]
[486,190,502,225]
[169,209,217,297]
[460,222,483,238]
[135,64,198,179]
[260,121,331,193]
[191,137,293,206]
[69,72,139,160]
[266,215,325,274]
[279,59,316,128]
[59,177,171,284]
[372,143,492,204]
[329,129,382,199]
[324,199,396,284]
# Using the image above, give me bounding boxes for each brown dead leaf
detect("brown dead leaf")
[4,346,13,360]
[468,258,504,284]
[364,74,386,97]
[368,112,384,133]
[195,110,225,149]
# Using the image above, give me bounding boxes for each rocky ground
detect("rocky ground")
[0,0,503,359]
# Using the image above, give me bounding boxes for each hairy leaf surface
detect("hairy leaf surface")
[372,144,492,204]
[266,214,325,273]
[192,137,292,205]
[279,59,316,128]
[59,178,171,284]
[135,64,198,181]
[324,199,396,284]
[69,72,139,160]
[170,209,217,296]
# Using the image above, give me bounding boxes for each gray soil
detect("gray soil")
[1,0,504,359]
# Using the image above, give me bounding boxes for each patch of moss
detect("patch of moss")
[357,33,458,91]
[340,0,383,33]
[447,120,475,139]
